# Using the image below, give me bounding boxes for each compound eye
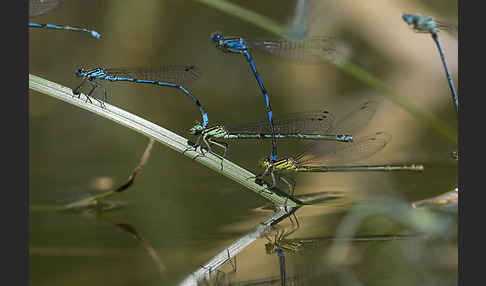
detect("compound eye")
[211,32,223,42]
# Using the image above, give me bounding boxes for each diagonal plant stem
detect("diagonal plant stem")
[194,0,457,144]
[29,74,302,208]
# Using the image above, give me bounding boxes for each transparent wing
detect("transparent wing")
[246,37,339,64]
[29,0,66,17]
[226,110,335,135]
[106,65,201,85]
[296,131,391,166]
[435,20,458,37]
[331,100,378,135]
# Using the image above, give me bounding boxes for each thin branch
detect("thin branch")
[116,138,154,193]
[65,138,155,209]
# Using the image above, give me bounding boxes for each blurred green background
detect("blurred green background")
[29,0,458,285]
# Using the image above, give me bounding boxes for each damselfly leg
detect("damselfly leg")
[72,78,106,107]
[200,248,237,286]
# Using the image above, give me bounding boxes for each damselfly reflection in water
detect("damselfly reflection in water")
[265,232,424,256]
[200,249,238,286]
[216,273,306,286]
[264,224,424,286]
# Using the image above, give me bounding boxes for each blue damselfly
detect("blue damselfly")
[211,32,278,163]
[402,13,458,113]
[73,66,209,128]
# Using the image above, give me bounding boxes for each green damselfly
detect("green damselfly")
[190,101,377,160]
[258,131,424,193]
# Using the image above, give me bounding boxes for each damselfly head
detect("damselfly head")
[189,123,204,135]
[75,68,86,77]
[402,13,418,25]
[258,157,271,168]
[265,242,278,254]
[402,13,438,33]
[211,32,223,45]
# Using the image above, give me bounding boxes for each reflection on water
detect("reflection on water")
[94,213,167,274]
[194,194,456,286]
[30,138,167,278]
